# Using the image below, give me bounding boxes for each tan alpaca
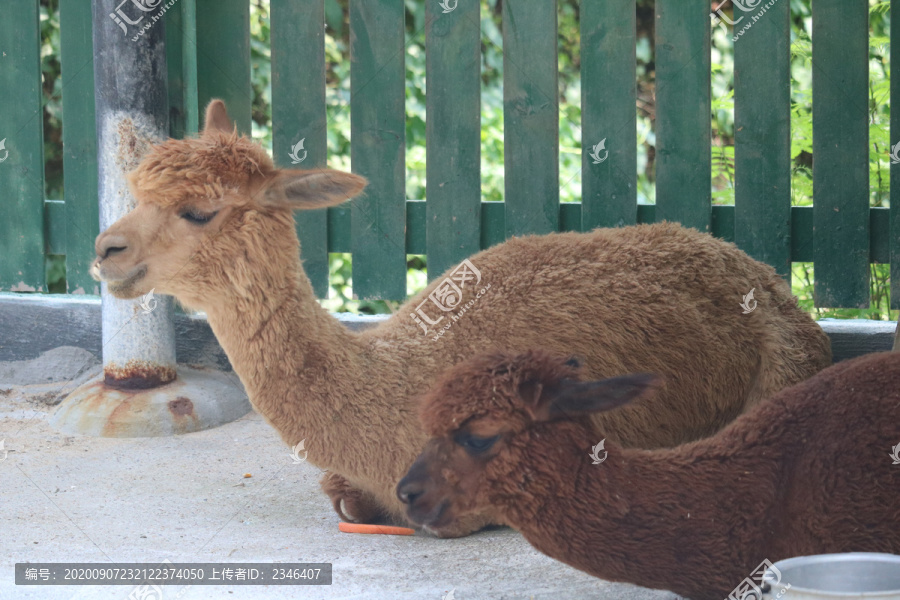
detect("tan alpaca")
[90,99,831,537]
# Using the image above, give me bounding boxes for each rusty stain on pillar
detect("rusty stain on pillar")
[94,0,176,389]
[50,1,251,437]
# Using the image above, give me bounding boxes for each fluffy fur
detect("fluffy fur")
[399,350,900,599]
[91,99,831,537]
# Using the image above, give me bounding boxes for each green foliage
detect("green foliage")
[40,0,65,291]
[249,0,273,146]
[782,1,893,319]
[792,263,894,320]
[40,0,63,200]
[37,0,896,320]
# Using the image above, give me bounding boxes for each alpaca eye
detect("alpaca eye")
[454,432,499,455]
[180,209,218,225]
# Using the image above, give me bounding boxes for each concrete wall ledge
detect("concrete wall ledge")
[0,293,894,365]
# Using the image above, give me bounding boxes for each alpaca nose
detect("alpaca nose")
[96,234,129,259]
[396,477,425,506]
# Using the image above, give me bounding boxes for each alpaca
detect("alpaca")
[90,99,831,537]
[397,350,900,599]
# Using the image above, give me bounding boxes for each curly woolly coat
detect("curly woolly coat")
[406,350,900,599]
[94,100,832,535]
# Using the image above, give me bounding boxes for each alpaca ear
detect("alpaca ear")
[542,374,663,421]
[261,169,368,210]
[203,99,234,136]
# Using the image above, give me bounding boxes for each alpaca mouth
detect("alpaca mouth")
[103,264,148,297]
[416,499,453,531]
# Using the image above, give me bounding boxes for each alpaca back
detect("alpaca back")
[685,351,900,558]
[578,352,900,594]
[740,270,833,413]
[765,351,900,556]
[371,223,830,447]
[357,223,831,521]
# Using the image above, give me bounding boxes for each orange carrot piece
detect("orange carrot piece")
[338,522,415,536]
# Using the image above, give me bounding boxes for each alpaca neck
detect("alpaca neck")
[494,424,774,598]
[199,218,365,446]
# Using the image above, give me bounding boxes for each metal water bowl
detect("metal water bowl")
[762,553,900,599]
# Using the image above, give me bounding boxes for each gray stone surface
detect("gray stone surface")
[49,366,251,438]
[0,347,100,407]
[0,376,680,600]
[2,297,894,598]
[0,346,99,386]
[0,294,382,368]
[1,294,896,367]
[816,318,896,362]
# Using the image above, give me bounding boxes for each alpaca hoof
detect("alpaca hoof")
[320,472,385,524]
[332,489,383,523]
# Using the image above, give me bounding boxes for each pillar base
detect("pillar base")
[49,365,252,437]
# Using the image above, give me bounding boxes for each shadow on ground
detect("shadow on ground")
[0,348,681,600]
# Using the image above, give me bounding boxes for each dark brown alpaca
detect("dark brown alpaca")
[398,350,900,600]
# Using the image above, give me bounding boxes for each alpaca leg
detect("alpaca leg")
[319,471,386,524]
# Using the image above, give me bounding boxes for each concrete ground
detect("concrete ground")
[1,348,681,600]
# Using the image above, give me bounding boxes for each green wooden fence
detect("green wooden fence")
[0,0,893,308]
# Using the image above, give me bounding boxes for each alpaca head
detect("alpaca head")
[396,350,661,533]
[91,100,366,309]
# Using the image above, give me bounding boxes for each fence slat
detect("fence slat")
[655,0,711,232]
[481,202,506,250]
[0,2,45,291]
[45,201,66,254]
[60,1,99,294]
[166,3,186,140]
[503,0,559,237]
[892,0,900,309]
[271,0,329,298]
[195,0,251,134]
[812,0,869,308]
[325,202,891,265]
[425,0,481,280]
[581,0,637,229]
[180,0,200,136]
[350,0,406,299]
[407,199,426,253]
[733,0,791,278]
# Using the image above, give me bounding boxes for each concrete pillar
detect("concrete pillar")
[51,1,250,437]
[94,0,177,389]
